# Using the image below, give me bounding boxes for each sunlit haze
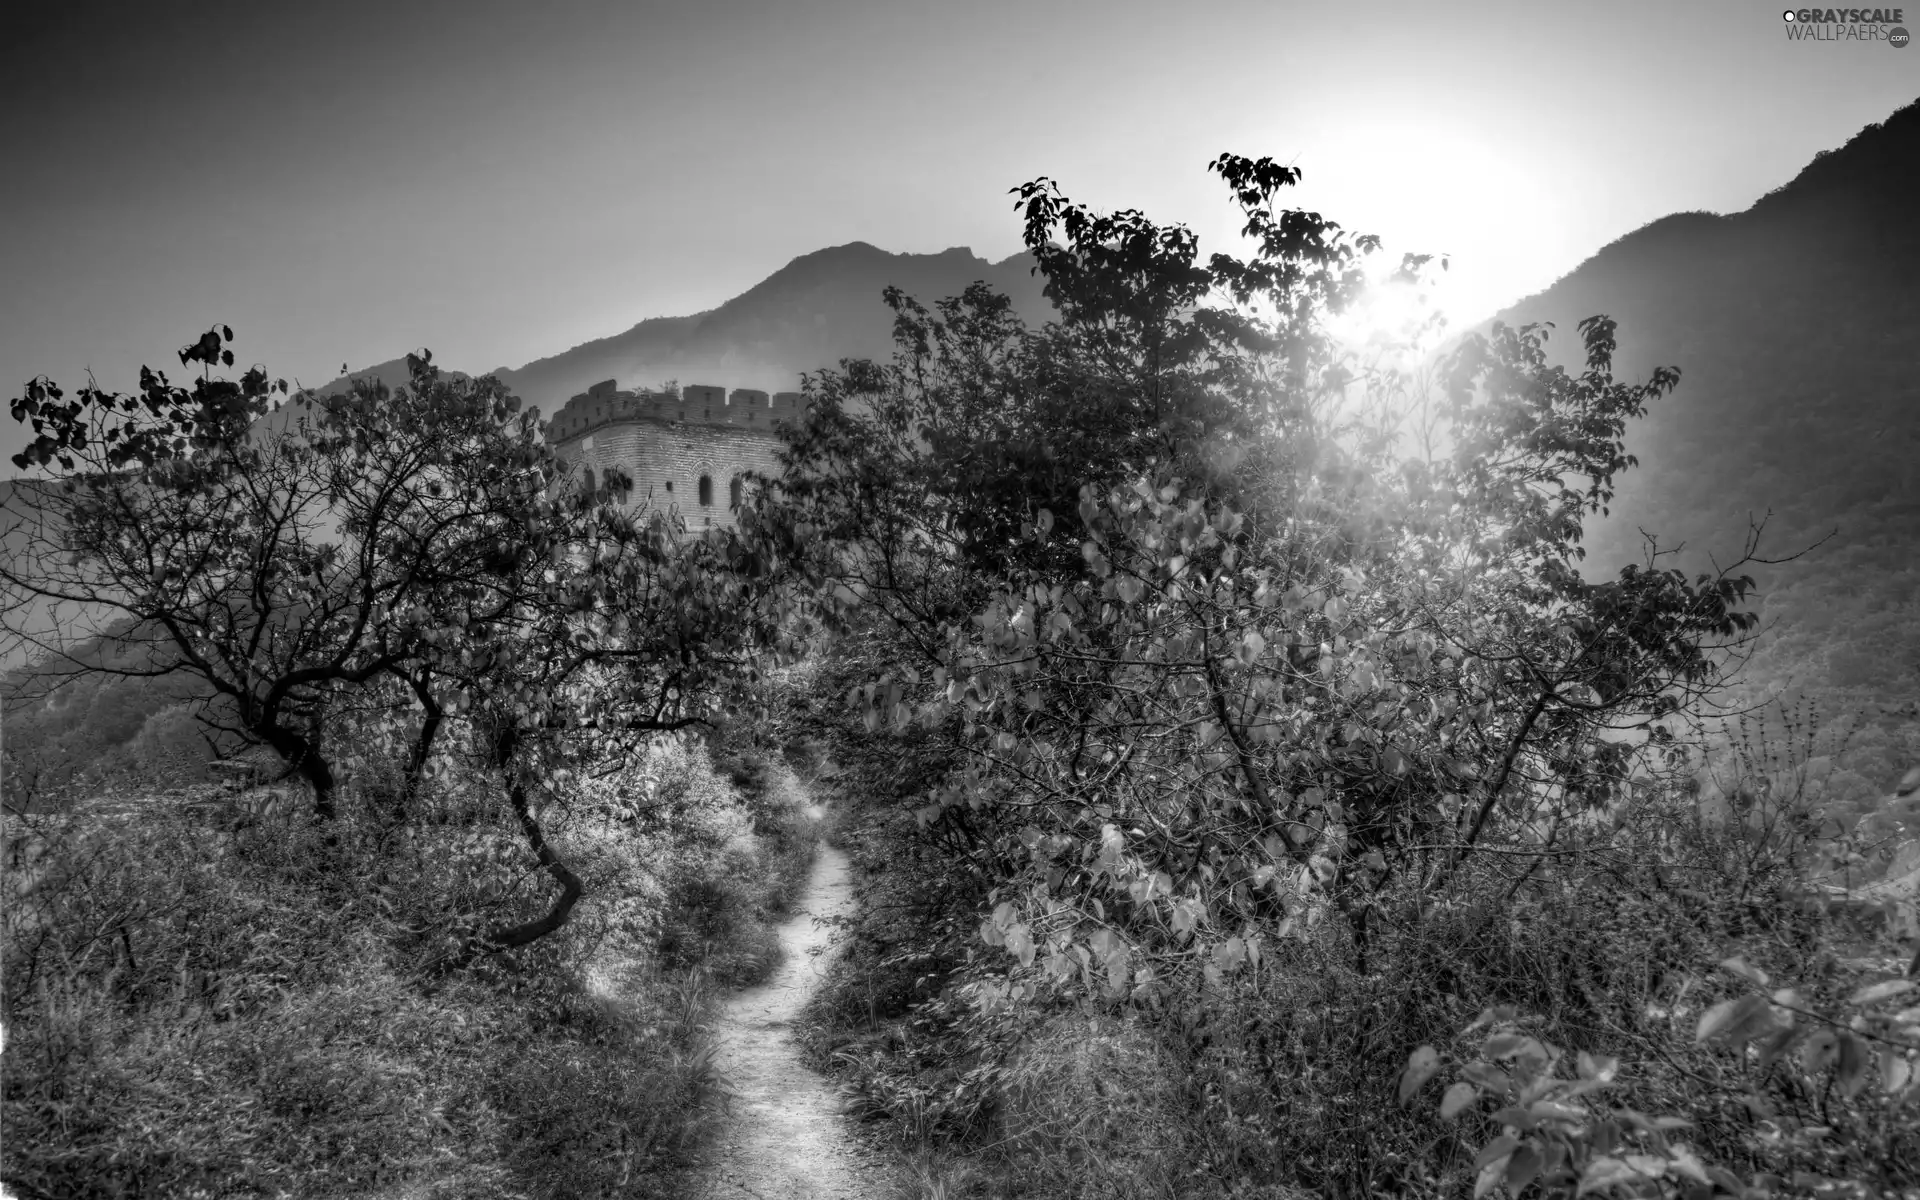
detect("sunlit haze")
[3,0,1913,470]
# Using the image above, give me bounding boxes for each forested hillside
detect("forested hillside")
[1489,101,1920,751]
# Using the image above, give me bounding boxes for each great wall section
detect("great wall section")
[546,378,811,530]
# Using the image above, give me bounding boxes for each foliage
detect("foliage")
[0,322,824,1195]
[1403,1009,1718,1199]
[6,114,1917,1200]
[1488,105,1920,826]
[1396,949,1920,1200]
[1,732,817,1198]
[773,153,1916,1200]
[769,151,1766,999]
[3,333,798,963]
[802,710,1918,1198]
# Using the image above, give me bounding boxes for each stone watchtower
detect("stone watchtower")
[545,378,810,531]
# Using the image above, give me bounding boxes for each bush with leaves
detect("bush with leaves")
[1402,1007,1729,1199]
[765,153,1918,1200]
[767,149,1772,1012]
[1395,954,1919,1200]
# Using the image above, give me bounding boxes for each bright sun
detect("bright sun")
[1323,272,1453,362]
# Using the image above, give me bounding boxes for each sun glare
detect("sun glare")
[1324,271,1452,363]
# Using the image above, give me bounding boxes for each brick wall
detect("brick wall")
[548,382,805,531]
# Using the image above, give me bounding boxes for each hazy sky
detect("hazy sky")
[1,0,1913,468]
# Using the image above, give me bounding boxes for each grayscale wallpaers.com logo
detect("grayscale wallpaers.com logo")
[1781,7,1910,45]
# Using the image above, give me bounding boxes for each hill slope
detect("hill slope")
[1489,100,1920,709]
[1481,99,1920,823]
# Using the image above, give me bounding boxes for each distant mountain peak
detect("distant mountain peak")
[307,239,1052,410]
[804,240,884,257]
[365,240,1054,413]
[774,240,992,272]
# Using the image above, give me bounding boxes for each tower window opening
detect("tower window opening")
[698,475,713,507]
[582,466,596,494]
[728,476,743,509]
[665,480,674,494]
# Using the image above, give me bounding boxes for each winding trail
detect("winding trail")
[692,816,889,1199]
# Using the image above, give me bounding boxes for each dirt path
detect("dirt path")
[692,817,891,1199]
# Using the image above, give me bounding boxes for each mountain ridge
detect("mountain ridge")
[1493,99,1918,349]
[313,242,1048,416]
[1478,98,1919,775]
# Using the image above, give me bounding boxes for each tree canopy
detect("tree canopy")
[3,333,795,952]
[764,154,1767,999]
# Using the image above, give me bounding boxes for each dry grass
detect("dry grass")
[1,738,819,1199]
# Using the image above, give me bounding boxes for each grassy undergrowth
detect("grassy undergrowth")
[2,735,818,1199]
[798,732,1920,1200]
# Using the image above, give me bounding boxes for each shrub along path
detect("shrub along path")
[691,809,889,1199]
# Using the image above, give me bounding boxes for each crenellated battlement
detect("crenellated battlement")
[545,377,810,446]
[545,378,808,532]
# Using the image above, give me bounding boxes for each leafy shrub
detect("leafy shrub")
[993,1012,1189,1199]
[796,698,1920,1200]
[656,862,783,985]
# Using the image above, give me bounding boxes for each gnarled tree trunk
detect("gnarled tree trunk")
[444,720,583,969]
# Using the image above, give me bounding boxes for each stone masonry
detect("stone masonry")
[546,379,809,532]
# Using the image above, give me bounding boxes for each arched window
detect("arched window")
[728,476,743,510]
[698,475,713,506]
[582,465,596,495]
